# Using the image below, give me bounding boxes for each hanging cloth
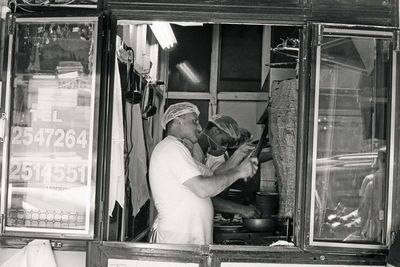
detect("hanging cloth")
[108,36,126,216]
[0,239,57,267]
[126,103,150,216]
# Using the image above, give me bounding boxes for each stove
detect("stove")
[214,230,283,245]
[213,217,293,245]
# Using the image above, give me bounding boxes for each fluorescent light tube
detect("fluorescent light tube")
[150,22,177,50]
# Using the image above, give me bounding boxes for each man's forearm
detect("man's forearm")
[212,196,246,215]
[213,152,243,174]
[184,157,257,199]
[203,168,243,197]
[184,167,243,198]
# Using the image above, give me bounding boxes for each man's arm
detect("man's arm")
[184,157,258,198]
[214,143,255,174]
[212,196,261,218]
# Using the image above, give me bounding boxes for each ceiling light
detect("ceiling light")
[150,22,177,50]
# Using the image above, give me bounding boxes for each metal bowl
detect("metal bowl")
[243,217,277,232]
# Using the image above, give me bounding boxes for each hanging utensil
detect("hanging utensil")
[123,46,141,104]
[142,84,157,118]
[124,64,142,104]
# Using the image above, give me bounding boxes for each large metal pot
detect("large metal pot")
[243,217,277,232]
[255,192,279,216]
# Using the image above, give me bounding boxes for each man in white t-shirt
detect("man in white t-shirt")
[149,102,258,245]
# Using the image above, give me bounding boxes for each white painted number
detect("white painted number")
[65,129,76,148]
[22,127,33,146]
[54,129,65,147]
[11,127,88,149]
[9,162,87,184]
[11,127,22,145]
[76,130,88,149]
[34,128,45,146]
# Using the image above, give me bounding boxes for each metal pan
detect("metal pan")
[243,217,277,232]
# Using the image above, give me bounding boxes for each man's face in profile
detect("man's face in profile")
[178,112,202,143]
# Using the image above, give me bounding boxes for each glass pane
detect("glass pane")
[6,20,97,234]
[168,24,212,92]
[313,35,391,244]
[219,25,262,92]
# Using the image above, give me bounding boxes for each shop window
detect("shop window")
[168,24,212,92]
[1,17,100,239]
[309,27,394,248]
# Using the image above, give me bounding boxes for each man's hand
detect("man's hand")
[236,156,259,180]
[240,205,261,219]
[236,143,255,158]
[228,143,255,167]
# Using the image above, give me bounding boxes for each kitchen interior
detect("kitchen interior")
[112,20,300,246]
[0,0,396,265]
[114,19,391,249]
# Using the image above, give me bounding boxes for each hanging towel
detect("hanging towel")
[126,102,150,216]
[142,119,154,162]
[108,36,126,216]
[0,239,57,267]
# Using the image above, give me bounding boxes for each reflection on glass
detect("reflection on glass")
[168,24,212,92]
[176,61,201,84]
[6,21,96,232]
[313,36,391,244]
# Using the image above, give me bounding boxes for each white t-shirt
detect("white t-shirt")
[149,135,214,245]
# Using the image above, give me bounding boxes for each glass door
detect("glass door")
[307,24,396,249]
[0,15,103,239]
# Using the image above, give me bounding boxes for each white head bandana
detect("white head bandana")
[161,102,200,129]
